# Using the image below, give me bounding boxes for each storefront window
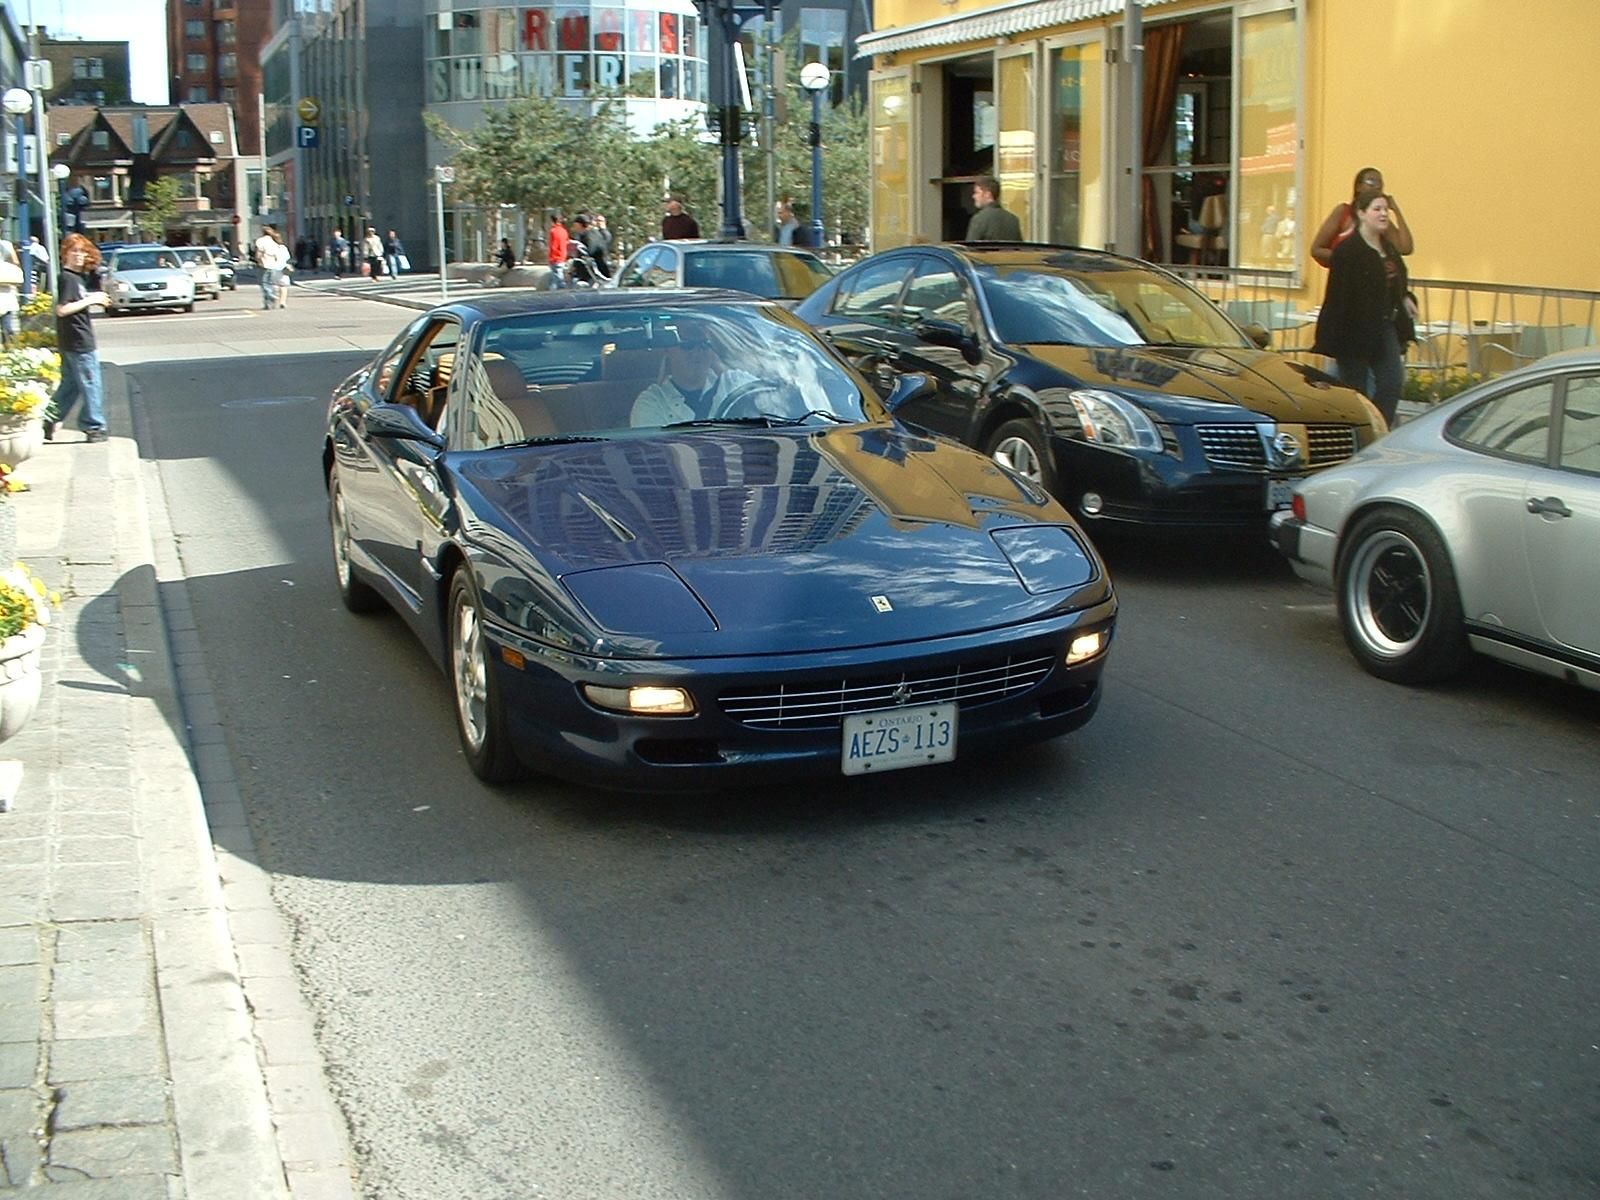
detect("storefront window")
[996,52,1036,239]
[1237,6,1298,269]
[1048,40,1103,247]
[871,74,911,250]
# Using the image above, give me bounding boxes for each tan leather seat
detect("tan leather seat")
[482,358,558,439]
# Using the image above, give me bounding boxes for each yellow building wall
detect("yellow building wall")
[1307,0,1600,292]
[869,0,1599,293]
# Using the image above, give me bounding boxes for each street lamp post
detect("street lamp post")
[3,87,33,297]
[799,62,830,251]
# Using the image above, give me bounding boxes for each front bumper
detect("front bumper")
[111,291,192,308]
[1269,509,1338,589]
[1054,437,1316,531]
[486,599,1117,791]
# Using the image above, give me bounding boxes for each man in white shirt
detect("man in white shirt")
[26,236,49,289]
[629,323,757,427]
[253,226,290,309]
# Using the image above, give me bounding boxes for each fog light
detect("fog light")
[1065,630,1106,665]
[1080,492,1104,516]
[581,683,696,715]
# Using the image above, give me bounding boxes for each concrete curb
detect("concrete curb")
[119,369,359,1199]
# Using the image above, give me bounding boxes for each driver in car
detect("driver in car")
[630,321,757,427]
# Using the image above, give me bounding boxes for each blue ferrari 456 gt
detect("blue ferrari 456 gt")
[322,290,1116,789]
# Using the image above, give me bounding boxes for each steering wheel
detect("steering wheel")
[709,377,797,420]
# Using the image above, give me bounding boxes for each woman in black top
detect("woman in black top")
[1312,189,1415,426]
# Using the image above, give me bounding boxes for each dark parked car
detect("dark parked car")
[613,240,833,305]
[795,243,1387,531]
[323,291,1116,790]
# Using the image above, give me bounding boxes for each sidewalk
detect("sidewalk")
[1,366,354,1196]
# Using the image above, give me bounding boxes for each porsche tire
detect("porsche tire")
[1336,507,1468,685]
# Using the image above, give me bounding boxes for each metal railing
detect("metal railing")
[1168,265,1600,393]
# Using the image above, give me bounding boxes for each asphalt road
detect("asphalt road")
[119,337,1600,1200]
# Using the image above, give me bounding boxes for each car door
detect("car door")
[362,317,460,606]
[335,317,426,570]
[1443,378,1555,640]
[1522,371,1600,656]
[889,255,995,441]
[811,253,918,396]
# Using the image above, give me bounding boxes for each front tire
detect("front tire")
[984,418,1055,494]
[328,466,384,614]
[449,567,523,783]
[1336,507,1468,684]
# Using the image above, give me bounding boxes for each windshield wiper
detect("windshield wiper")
[495,434,611,449]
[665,411,854,429]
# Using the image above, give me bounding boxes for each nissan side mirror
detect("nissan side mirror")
[913,318,982,365]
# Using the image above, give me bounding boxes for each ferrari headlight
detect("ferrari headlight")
[581,683,696,716]
[1065,629,1108,665]
[1069,389,1164,452]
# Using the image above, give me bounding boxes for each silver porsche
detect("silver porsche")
[1271,347,1599,689]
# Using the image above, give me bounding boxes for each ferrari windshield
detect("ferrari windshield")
[463,302,872,449]
[979,259,1249,349]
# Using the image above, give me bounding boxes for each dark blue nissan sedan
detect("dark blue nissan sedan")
[323,290,1116,790]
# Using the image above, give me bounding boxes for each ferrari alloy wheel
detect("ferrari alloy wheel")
[985,419,1055,493]
[1336,508,1468,685]
[329,467,383,613]
[448,567,522,782]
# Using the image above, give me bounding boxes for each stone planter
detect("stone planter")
[0,413,44,471]
[0,621,45,743]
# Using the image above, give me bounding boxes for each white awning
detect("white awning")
[856,0,1179,58]
[82,209,133,229]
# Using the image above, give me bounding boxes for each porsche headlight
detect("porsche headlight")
[1069,389,1164,452]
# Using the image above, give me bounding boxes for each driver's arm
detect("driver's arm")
[630,381,683,428]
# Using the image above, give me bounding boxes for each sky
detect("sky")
[35,0,169,104]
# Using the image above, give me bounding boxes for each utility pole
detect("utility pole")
[1122,0,1143,258]
[695,0,773,239]
[761,3,776,241]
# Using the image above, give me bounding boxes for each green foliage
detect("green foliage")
[427,53,870,253]
[140,178,182,242]
[1402,368,1485,406]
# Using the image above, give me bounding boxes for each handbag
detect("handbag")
[397,254,410,272]
[0,260,21,286]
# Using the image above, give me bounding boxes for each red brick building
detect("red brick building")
[165,0,272,155]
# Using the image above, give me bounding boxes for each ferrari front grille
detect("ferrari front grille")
[719,652,1056,730]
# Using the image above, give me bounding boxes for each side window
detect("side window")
[900,258,975,333]
[396,319,462,429]
[643,248,678,288]
[1446,381,1555,464]
[373,319,428,400]
[1559,375,1600,476]
[832,256,915,325]
[618,247,661,287]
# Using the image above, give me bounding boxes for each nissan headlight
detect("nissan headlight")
[1068,390,1164,452]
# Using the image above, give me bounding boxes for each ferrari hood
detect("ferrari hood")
[457,425,1103,650]
[1020,343,1368,423]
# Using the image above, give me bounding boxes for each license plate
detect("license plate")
[1265,477,1303,510]
[841,703,957,776]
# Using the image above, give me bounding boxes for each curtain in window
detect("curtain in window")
[1139,23,1185,262]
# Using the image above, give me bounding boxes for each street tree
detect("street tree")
[140,178,181,243]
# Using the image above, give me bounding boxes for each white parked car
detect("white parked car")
[104,245,195,314]
[1272,347,1600,690]
[172,245,222,300]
